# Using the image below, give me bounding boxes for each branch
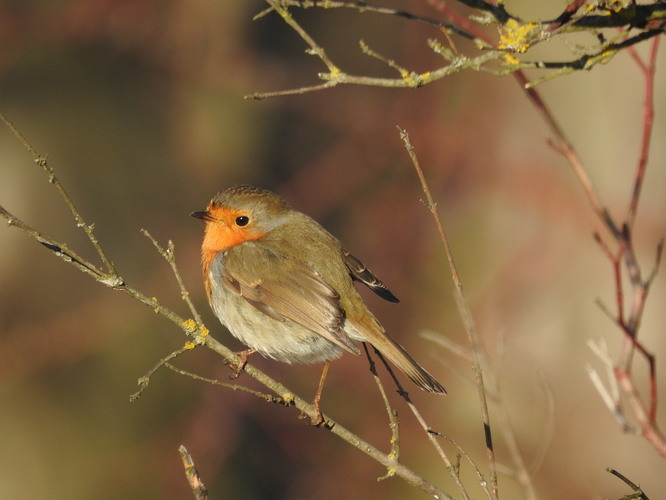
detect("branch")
[255,0,480,41]
[626,37,661,229]
[247,0,665,99]
[607,467,651,500]
[565,34,665,455]
[0,114,453,499]
[398,127,499,500]
[0,112,118,276]
[179,446,209,500]
[362,344,401,481]
[372,346,477,500]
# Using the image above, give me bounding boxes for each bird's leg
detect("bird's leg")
[310,361,330,426]
[227,348,257,379]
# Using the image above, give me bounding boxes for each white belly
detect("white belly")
[208,264,347,364]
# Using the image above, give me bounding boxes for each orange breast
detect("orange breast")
[200,206,265,292]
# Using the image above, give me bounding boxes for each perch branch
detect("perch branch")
[0,113,453,499]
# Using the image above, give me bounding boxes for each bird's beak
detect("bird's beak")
[191,210,229,227]
[190,210,213,222]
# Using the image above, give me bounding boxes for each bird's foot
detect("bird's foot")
[227,348,257,379]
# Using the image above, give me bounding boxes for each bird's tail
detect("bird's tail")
[349,311,446,394]
[375,332,447,394]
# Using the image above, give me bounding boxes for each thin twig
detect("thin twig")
[0,117,453,499]
[362,344,401,481]
[615,365,666,456]
[514,72,611,230]
[179,445,209,500]
[588,339,622,412]
[251,0,665,99]
[529,373,555,476]
[0,111,118,275]
[626,36,660,230]
[130,346,194,401]
[546,0,588,30]
[2,205,451,500]
[514,17,665,456]
[0,206,120,286]
[398,127,498,500]
[421,331,472,363]
[264,0,339,74]
[428,429,493,491]
[490,369,542,499]
[607,467,651,500]
[587,365,635,433]
[256,0,479,40]
[245,81,338,100]
[372,347,474,500]
[164,363,297,405]
[141,230,204,327]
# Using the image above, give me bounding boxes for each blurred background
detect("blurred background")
[1,1,665,498]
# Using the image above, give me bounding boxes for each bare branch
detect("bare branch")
[398,127,499,500]
[361,344,400,481]
[626,37,661,229]
[141,230,204,328]
[0,111,118,275]
[372,346,470,500]
[0,114,454,499]
[179,446,209,500]
[607,468,651,500]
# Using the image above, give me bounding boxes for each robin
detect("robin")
[192,185,445,423]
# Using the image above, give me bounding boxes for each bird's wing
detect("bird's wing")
[218,244,361,355]
[343,249,399,303]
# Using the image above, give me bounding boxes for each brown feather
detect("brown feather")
[220,242,361,355]
[343,250,399,303]
[194,185,445,393]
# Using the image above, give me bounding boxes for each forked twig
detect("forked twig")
[141,230,204,328]
[130,346,196,401]
[0,112,119,277]
[515,20,665,458]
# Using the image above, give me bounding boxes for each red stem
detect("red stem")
[626,37,661,229]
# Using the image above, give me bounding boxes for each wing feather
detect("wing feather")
[219,243,361,355]
[343,250,399,303]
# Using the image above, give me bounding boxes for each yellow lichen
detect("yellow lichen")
[328,66,342,80]
[182,319,197,333]
[607,0,628,13]
[503,53,520,65]
[282,392,295,404]
[195,326,209,343]
[498,19,538,54]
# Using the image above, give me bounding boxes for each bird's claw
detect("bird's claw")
[227,348,256,379]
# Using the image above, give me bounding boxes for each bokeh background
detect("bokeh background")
[1,1,665,498]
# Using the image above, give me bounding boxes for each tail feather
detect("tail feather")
[372,332,446,395]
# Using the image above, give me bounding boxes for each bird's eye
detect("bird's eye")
[235,215,249,227]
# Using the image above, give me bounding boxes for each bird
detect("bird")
[191,185,445,423]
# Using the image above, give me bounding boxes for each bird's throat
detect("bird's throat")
[201,224,265,281]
